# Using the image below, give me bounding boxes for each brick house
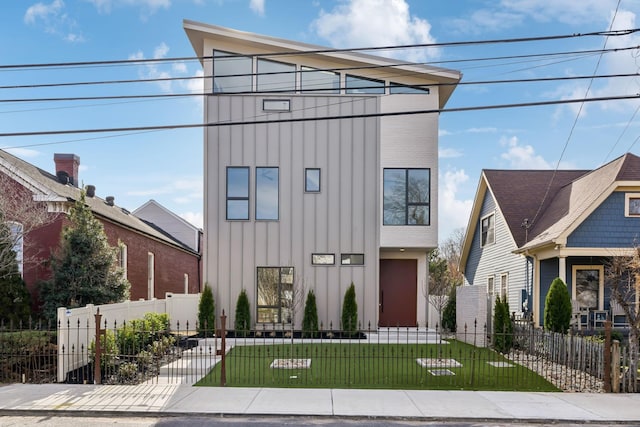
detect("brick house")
[0,149,201,312]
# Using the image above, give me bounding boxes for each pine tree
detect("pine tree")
[493,296,514,353]
[198,284,215,336]
[544,277,572,333]
[441,286,457,332]
[234,289,250,337]
[39,190,129,322]
[341,282,358,336]
[302,289,319,338]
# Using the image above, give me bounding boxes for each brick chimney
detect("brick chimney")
[54,153,80,186]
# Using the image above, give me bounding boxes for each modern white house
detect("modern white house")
[184,20,461,329]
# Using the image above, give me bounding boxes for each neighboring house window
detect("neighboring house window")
[345,74,385,94]
[305,168,321,193]
[213,50,253,93]
[8,222,23,276]
[256,167,279,220]
[300,67,340,93]
[312,253,335,265]
[389,82,430,94]
[480,213,495,247]
[341,254,364,265]
[257,59,296,92]
[487,276,494,296]
[500,273,508,299]
[572,265,604,310]
[257,267,294,323]
[119,243,128,280]
[227,167,250,220]
[383,168,430,225]
[184,273,189,294]
[147,252,155,300]
[625,193,640,217]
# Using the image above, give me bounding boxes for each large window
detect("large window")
[389,82,430,94]
[345,74,385,94]
[572,265,604,310]
[383,168,430,225]
[213,50,252,93]
[8,222,23,276]
[256,167,279,220]
[257,267,294,323]
[480,213,495,247]
[257,59,296,92]
[301,67,340,93]
[227,167,250,220]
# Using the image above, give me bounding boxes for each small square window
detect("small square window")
[305,168,321,192]
[312,253,335,265]
[626,193,640,216]
[341,254,364,265]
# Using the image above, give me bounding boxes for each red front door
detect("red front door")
[379,259,417,327]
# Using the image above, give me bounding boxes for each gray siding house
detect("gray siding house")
[184,21,461,329]
[461,154,640,327]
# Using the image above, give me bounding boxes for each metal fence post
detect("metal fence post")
[94,308,102,385]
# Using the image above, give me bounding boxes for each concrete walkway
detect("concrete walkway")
[0,383,639,423]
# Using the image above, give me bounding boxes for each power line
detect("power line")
[1,28,638,71]
[1,93,638,138]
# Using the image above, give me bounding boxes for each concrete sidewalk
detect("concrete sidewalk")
[0,383,639,423]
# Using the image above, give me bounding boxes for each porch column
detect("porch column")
[558,256,566,283]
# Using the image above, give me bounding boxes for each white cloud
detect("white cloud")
[249,0,265,16]
[129,43,182,93]
[88,0,170,15]
[24,0,85,42]
[311,0,438,63]
[439,147,463,158]
[439,168,473,243]
[5,148,40,158]
[179,211,203,228]
[500,135,551,169]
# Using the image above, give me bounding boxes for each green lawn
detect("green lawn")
[195,339,559,391]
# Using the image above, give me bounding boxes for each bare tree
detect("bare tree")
[0,174,53,280]
[440,227,465,287]
[606,249,640,392]
[426,250,454,328]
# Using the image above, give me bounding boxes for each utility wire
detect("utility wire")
[1,93,638,138]
[1,28,638,70]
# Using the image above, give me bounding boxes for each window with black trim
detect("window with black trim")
[257,267,294,323]
[301,66,340,93]
[480,213,495,247]
[256,167,279,220]
[389,82,430,94]
[345,74,385,94]
[226,167,250,220]
[341,254,364,265]
[312,253,335,265]
[305,168,321,192]
[383,168,430,225]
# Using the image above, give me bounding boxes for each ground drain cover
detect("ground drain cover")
[487,361,514,367]
[270,359,311,369]
[416,358,462,368]
[428,369,455,376]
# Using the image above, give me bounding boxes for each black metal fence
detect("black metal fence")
[0,317,635,392]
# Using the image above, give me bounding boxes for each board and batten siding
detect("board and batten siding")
[204,94,379,327]
[463,189,528,316]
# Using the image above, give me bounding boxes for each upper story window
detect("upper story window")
[389,82,430,94]
[480,213,495,247]
[345,74,385,94]
[383,168,430,225]
[256,167,279,220]
[301,67,340,93]
[625,193,640,217]
[213,50,252,93]
[305,168,321,193]
[227,167,250,220]
[257,59,296,93]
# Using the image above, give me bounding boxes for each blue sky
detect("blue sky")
[2,0,640,243]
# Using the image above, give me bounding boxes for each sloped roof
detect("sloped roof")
[483,169,588,247]
[0,149,197,254]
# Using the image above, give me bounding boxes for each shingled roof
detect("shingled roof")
[0,149,197,254]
